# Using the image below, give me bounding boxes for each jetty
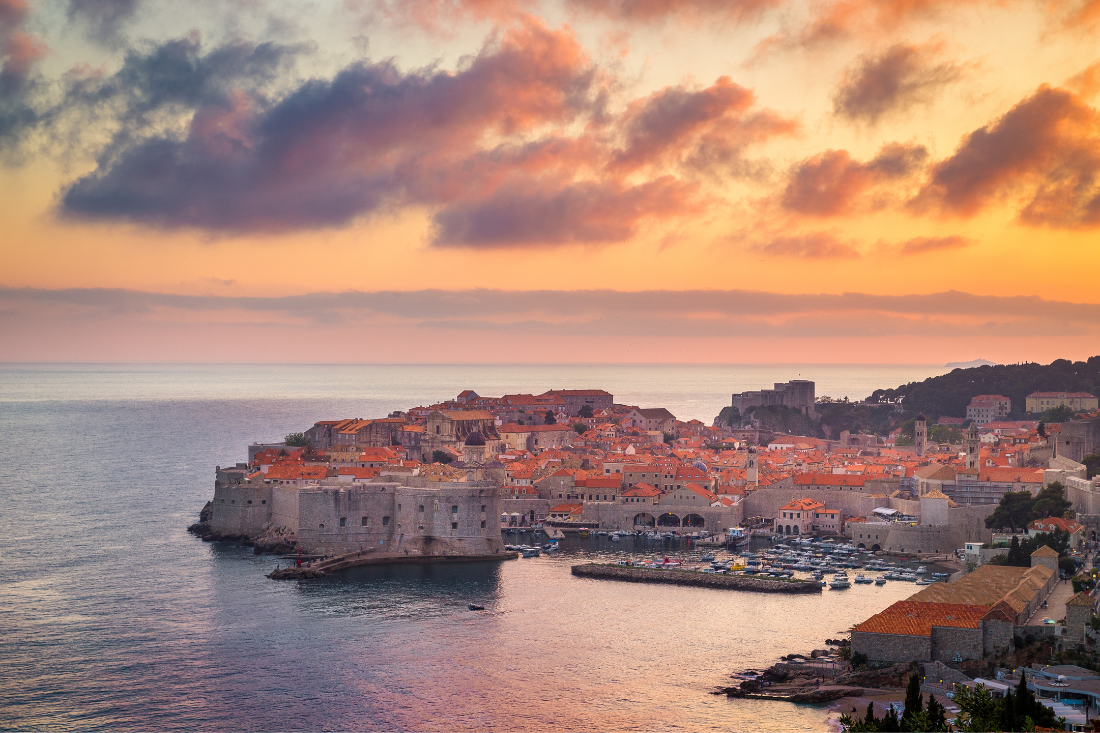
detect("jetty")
[268,549,520,579]
[571,563,822,593]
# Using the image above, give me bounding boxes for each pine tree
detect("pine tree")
[926,696,947,731]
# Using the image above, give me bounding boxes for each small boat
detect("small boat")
[829,572,851,589]
[468,604,485,611]
[853,574,873,584]
[875,575,887,585]
[915,578,934,585]
[521,547,541,558]
[609,534,621,542]
[916,566,927,575]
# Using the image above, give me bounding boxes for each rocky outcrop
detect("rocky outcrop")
[571,564,822,593]
[186,502,299,554]
[835,661,919,688]
[267,566,327,580]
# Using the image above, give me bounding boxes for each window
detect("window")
[362,516,368,526]
[451,505,459,514]
[383,516,390,526]
[419,505,424,513]
[339,517,346,527]
[247,500,252,504]
[481,520,486,528]
[480,505,486,512]
[261,500,266,505]
[319,523,325,529]
[451,522,458,529]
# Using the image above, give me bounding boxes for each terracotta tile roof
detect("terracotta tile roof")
[779,498,826,512]
[1028,517,1084,533]
[1067,592,1095,607]
[854,601,987,637]
[1031,545,1059,558]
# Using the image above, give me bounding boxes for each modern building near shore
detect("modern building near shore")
[852,549,1058,663]
[730,379,816,418]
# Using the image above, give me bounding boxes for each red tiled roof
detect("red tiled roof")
[854,601,988,637]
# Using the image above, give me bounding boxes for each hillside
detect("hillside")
[867,357,1100,420]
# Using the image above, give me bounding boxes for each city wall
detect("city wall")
[297,483,504,556]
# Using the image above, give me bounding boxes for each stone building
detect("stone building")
[731,379,816,418]
[541,389,614,416]
[966,395,1012,425]
[852,555,1058,663]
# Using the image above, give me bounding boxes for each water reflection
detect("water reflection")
[297,561,505,620]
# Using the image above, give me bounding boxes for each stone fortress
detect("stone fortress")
[730,379,817,418]
[208,474,505,560]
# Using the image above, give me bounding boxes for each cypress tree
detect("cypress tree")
[901,673,923,730]
[865,702,877,727]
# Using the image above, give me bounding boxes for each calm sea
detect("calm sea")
[0,364,944,732]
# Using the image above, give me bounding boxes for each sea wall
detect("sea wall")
[210,482,273,536]
[571,563,822,593]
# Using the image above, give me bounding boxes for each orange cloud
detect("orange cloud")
[754,231,862,259]
[833,42,965,124]
[781,142,928,216]
[914,84,1100,228]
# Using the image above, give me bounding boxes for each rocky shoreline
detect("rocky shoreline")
[571,563,822,593]
[187,501,300,555]
[714,661,922,704]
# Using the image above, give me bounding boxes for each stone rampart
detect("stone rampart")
[297,482,504,556]
[571,563,821,593]
[881,524,960,555]
[210,482,273,536]
[851,630,930,663]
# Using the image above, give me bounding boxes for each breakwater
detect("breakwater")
[571,564,823,593]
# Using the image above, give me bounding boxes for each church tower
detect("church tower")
[966,424,981,471]
[746,447,758,485]
[914,414,927,457]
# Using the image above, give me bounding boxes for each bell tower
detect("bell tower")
[966,424,981,471]
[914,414,927,457]
[746,447,758,485]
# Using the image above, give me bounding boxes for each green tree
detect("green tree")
[1083,453,1100,480]
[544,410,556,425]
[901,673,923,729]
[431,450,453,465]
[952,683,1002,732]
[1038,421,1047,439]
[573,422,587,435]
[1041,404,1076,423]
[284,432,312,448]
[926,696,947,731]
[1031,482,1072,520]
[578,404,594,419]
[985,491,1034,532]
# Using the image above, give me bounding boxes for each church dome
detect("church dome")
[916,413,927,421]
[464,431,486,446]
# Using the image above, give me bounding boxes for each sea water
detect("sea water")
[0,364,942,731]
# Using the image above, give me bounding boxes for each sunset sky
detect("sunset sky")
[2,0,1099,363]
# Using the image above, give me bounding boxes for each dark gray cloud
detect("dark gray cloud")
[67,0,141,46]
[833,42,964,125]
[22,19,792,246]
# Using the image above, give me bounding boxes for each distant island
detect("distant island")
[944,359,998,369]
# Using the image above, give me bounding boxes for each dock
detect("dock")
[571,563,822,593]
[268,549,519,579]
